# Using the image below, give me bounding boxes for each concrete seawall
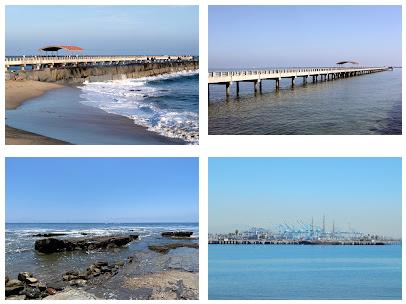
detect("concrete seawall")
[5,61,199,83]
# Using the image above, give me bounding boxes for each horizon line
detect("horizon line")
[6,221,199,224]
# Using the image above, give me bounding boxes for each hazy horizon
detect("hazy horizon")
[209,6,402,68]
[6,6,199,56]
[209,158,402,238]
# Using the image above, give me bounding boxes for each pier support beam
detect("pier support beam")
[236,81,240,96]
[291,77,296,87]
[259,80,262,93]
[275,78,280,90]
[254,80,259,93]
[226,82,231,97]
[302,76,308,85]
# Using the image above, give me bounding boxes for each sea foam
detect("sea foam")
[79,71,199,144]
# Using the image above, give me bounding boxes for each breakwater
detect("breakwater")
[5,61,199,84]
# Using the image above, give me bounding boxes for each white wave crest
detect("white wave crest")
[79,71,199,144]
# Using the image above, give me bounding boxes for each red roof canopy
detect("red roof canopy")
[39,45,84,52]
[336,60,359,65]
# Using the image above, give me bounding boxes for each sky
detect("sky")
[6,158,198,223]
[6,6,198,56]
[209,158,402,238]
[209,6,402,68]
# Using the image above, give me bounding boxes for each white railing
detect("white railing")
[5,55,195,65]
[208,67,388,77]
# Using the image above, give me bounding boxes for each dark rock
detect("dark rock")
[100,266,112,273]
[148,243,199,254]
[33,233,68,237]
[17,271,33,282]
[34,238,67,253]
[5,275,9,284]
[161,231,193,238]
[24,286,42,299]
[65,270,79,276]
[95,261,108,267]
[5,285,24,297]
[46,287,57,295]
[129,234,139,240]
[35,235,137,254]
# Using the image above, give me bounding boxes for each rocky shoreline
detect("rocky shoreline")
[6,231,198,300]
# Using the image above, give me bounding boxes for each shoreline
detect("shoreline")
[5,80,72,145]
[5,67,198,145]
[5,227,199,300]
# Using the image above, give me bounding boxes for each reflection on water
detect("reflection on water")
[208,69,402,135]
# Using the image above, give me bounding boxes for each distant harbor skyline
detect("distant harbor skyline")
[209,158,402,238]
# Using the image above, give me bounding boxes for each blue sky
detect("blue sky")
[6,158,198,223]
[209,6,402,68]
[209,158,402,238]
[6,6,198,55]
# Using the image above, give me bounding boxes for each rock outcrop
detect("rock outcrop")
[148,243,199,254]
[34,235,138,254]
[161,231,193,238]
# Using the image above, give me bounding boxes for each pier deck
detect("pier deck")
[208,66,391,97]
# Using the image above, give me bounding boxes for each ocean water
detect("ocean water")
[209,244,401,300]
[6,223,198,299]
[208,68,401,134]
[80,71,199,143]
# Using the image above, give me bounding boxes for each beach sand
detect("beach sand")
[5,80,70,145]
[6,80,64,110]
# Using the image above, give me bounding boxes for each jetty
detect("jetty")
[208,66,391,97]
[5,55,194,71]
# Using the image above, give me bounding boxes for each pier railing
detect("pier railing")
[5,55,195,70]
[208,67,388,78]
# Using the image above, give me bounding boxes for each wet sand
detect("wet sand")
[5,80,70,145]
[5,81,185,145]
[5,126,69,145]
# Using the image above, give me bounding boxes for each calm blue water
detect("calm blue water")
[6,223,198,298]
[209,245,401,299]
[208,68,401,135]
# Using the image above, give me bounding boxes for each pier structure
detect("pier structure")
[5,55,195,71]
[208,239,401,246]
[208,66,391,97]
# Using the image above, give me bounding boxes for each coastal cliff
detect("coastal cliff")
[5,61,199,83]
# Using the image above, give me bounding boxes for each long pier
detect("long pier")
[208,66,391,97]
[5,55,194,71]
[209,239,401,246]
